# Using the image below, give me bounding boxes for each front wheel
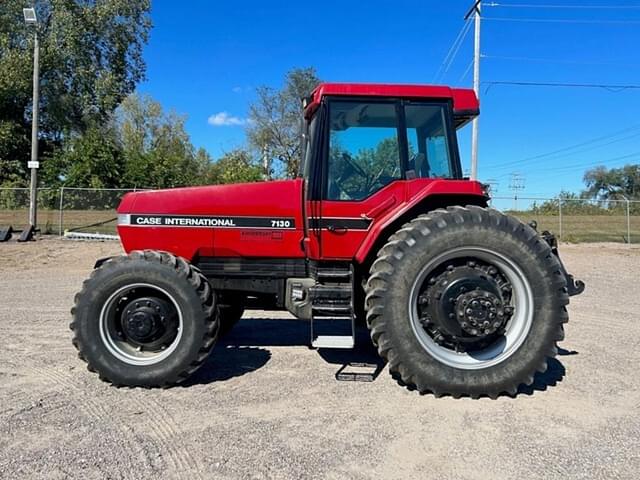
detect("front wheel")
[71,250,217,387]
[365,206,569,398]
[217,293,246,336]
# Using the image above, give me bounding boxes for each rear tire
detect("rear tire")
[365,206,569,398]
[70,250,217,387]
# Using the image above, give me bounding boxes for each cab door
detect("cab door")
[316,98,406,259]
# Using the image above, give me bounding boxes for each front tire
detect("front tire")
[365,206,569,398]
[71,250,217,387]
[217,293,246,336]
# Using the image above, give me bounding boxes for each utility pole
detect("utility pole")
[24,8,40,230]
[465,0,482,180]
[484,178,499,195]
[509,173,525,211]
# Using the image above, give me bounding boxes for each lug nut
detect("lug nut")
[467,261,476,268]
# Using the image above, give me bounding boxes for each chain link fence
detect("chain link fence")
[0,188,639,243]
[491,196,640,244]
[0,187,138,235]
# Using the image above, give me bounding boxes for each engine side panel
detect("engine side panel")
[117,179,305,262]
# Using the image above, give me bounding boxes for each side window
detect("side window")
[405,104,453,179]
[327,101,401,201]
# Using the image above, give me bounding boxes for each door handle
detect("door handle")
[327,225,347,233]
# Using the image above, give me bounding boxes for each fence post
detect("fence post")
[626,198,631,244]
[58,186,64,236]
[558,196,562,240]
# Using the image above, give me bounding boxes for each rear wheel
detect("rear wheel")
[365,206,569,398]
[71,250,217,387]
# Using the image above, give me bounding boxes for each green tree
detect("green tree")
[583,164,640,201]
[207,149,263,185]
[247,67,320,178]
[42,122,124,188]
[0,0,151,185]
[117,94,211,188]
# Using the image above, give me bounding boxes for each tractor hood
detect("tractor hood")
[116,179,305,260]
[117,179,303,221]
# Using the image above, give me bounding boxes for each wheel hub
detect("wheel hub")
[455,290,505,337]
[120,296,176,348]
[418,260,514,349]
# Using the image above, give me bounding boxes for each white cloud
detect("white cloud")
[232,86,243,93]
[208,111,245,127]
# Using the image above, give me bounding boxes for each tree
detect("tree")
[0,0,151,186]
[583,164,640,201]
[117,94,211,188]
[246,67,320,178]
[207,149,263,185]
[42,121,124,188]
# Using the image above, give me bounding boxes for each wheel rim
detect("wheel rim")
[99,283,183,366]
[408,247,534,370]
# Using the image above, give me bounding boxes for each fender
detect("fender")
[354,179,487,264]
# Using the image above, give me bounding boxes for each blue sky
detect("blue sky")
[138,1,640,201]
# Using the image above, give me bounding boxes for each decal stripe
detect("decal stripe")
[128,214,296,229]
[309,218,372,230]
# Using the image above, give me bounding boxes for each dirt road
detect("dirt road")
[1,239,639,479]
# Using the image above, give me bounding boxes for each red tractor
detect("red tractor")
[71,83,584,398]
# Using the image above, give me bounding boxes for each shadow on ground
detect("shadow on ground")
[185,316,385,386]
[186,316,572,397]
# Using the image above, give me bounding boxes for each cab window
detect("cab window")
[404,103,453,179]
[326,101,401,201]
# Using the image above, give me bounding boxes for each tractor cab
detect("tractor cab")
[301,83,479,195]
[297,83,483,260]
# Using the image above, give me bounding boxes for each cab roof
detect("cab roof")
[306,82,479,127]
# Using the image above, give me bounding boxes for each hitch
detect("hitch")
[529,221,585,296]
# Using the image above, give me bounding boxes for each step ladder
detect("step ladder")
[310,266,355,349]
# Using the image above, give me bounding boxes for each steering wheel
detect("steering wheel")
[339,152,368,179]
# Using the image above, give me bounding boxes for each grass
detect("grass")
[513,214,639,243]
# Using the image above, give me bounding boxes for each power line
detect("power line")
[483,2,640,10]
[433,18,473,83]
[495,151,640,179]
[482,80,640,92]
[484,16,640,25]
[458,58,474,84]
[483,124,640,170]
[485,129,640,171]
[481,53,640,68]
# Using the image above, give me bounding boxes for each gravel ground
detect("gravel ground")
[0,238,639,479]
